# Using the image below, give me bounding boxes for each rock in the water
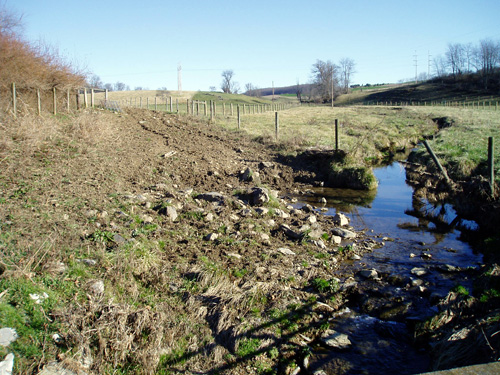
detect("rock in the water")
[331,227,356,239]
[0,353,14,375]
[331,235,342,245]
[411,267,427,276]
[249,187,269,206]
[0,328,18,347]
[333,213,349,226]
[321,330,352,349]
[278,247,296,256]
[359,269,378,279]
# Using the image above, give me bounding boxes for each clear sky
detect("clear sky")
[9,0,500,91]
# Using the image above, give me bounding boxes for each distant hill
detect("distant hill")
[245,83,314,97]
[336,74,500,105]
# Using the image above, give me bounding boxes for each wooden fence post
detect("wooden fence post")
[237,105,240,129]
[335,119,339,151]
[90,88,95,108]
[488,137,495,197]
[37,89,41,115]
[67,89,70,112]
[231,103,234,116]
[53,87,57,115]
[170,96,173,112]
[76,89,80,110]
[275,112,279,140]
[186,99,189,114]
[176,99,179,113]
[12,83,17,117]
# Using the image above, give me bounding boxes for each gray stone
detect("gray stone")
[0,353,14,375]
[411,267,427,276]
[331,235,342,245]
[307,215,317,224]
[204,233,219,241]
[319,197,327,204]
[308,240,327,249]
[87,280,105,296]
[273,209,290,218]
[259,161,274,169]
[331,227,356,239]
[80,259,97,267]
[164,206,178,222]
[113,233,126,244]
[280,224,303,240]
[277,247,296,256]
[301,204,314,213]
[241,167,255,182]
[249,187,269,206]
[0,328,18,347]
[359,269,378,279]
[321,330,352,349]
[37,361,81,375]
[333,213,349,226]
[255,207,269,216]
[227,252,242,259]
[196,192,225,203]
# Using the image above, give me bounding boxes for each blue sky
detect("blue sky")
[9,0,500,91]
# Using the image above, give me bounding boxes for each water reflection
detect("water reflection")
[296,162,481,271]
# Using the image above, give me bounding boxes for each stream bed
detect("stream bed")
[297,162,483,374]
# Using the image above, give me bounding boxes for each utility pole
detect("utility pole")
[428,51,432,79]
[177,63,182,93]
[413,51,418,84]
[331,71,334,107]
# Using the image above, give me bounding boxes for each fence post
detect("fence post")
[67,89,70,112]
[223,103,226,116]
[53,87,57,115]
[488,137,495,197]
[170,96,173,112]
[210,100,214,121]
[155,96,157,111]
[147,97,149,109]
[76,89,80,110]
[186,99,189,114]
[231,103,234,116]
[204,101,207,116]
[275,112,279,140]
[335,119,339,151]
[105,89,108,101]
[423,140,451,183]
[37,89,41,115]
[176,99,179,113]
[90,88,95,108]
[237,105,240,129]
[11,83,17,117]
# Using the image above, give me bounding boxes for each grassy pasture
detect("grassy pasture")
[215,104,500,184]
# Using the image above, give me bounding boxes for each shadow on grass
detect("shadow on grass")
[159,299,323,374]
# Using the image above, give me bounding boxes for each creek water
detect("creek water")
[298,162,483,375]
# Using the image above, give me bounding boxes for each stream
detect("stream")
[298,162,483,375]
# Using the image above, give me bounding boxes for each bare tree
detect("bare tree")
[339,58,356,93]
[446,43,465,77]
[472,39,500,89]
[114,81,126,91]
[433,55,448,78]
[296,79,302,102]
[104,83,113,91]
[221,69,236,93]
[0,4,23,35]
[88,74,103,89]
[311,59,339,103]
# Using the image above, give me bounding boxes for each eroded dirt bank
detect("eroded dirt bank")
[1,108,499,375]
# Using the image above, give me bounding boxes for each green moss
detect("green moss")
[328,163,378,190]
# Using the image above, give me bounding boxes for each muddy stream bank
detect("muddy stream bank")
[295,162,483,374]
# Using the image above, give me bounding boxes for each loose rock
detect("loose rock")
[321,330,352,349]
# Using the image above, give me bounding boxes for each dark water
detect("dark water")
[301,162,482,284]
[299,162,483,375]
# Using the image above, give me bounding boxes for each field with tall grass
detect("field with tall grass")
[213,104,500,186]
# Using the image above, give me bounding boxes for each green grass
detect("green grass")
[192,91,274,106]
